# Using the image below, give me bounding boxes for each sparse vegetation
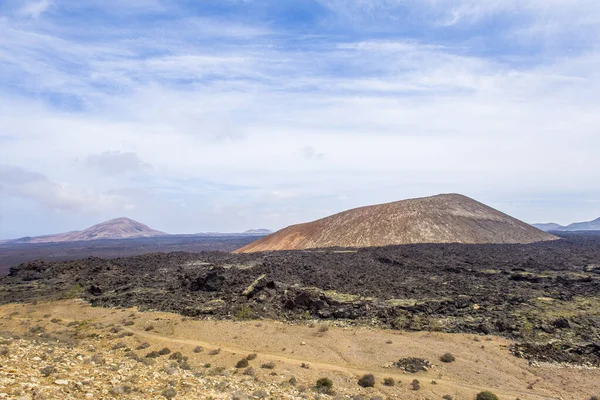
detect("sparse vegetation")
[246,353,257,360]
[289,376,297,386]
[144,325,155,332]
[260,361,276,369]
[411,379,420,390]
[209,348,221,355]
[383,377,395,386]
[193,346,203,353]
[236,358,249,368]
[243,367,255,377]
[40,365,57,376]
[235,305,255,320]
[315,377,334,395]
[475,391,499,400]
[358,373,375,388]
[443,395,454,400]
[136,342,150,350]
[318,324,329,333]
[158,348,171,355]
[440,353,456,363]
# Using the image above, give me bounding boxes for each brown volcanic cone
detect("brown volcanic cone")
[19,218,166,244]
[235,194,558,253]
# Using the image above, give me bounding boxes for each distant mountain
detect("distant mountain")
[8,218,166,244]
[236,194,558,253]
[531,223,564,232]
[244,229,272,234]
[533,217,600,232]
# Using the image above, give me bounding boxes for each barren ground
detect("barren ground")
[0,300,598,399]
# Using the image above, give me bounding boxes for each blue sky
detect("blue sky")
[1,0,600,238]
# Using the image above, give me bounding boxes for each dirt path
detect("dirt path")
[127,327,562,400]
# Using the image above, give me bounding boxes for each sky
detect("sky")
[1,0,600,238]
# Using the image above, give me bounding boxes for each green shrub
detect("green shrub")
[383,377,395,386]
[315,377,334,394]
[475,391,499,400]
[235,305,255,320]
[440,353,456,363]
[357,374,375,388]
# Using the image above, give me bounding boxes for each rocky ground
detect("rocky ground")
[1,233,599,367]
[1,300,598,399]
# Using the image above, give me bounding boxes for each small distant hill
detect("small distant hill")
[244,229,272,234]
[534,217,600,232]
[9,218,166,244]
[236,194,558,253]
[531,223,565,232]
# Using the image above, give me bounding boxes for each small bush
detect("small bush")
[146,351,161,358]
[236,358,249,368]
[161,388,177,399]
[50,318,62,324]
[29,325,45,334]
[243,367,255,377]
[136,343,150,350]
[40,365,57,377]
[0,347,9,356]
[358,374,375,388]
[144,325,154,332]
[443,395,454,400]
[193,346,203,353]
[411,379,420,390]
[301,362,310,369]
[209,348,221,355]
[315,377,334,394]
[235,305,255,320]
[158,348,171,355]
[261,361,276,369]
[123,321,134,326]
[383,377,395,386]
[289,376,297,386]
[246,353,257,361]
[475,391,499,400]
[169,352,184,361]
[440,353,456,363]
[318,324,329,333]
[590,396,600,400]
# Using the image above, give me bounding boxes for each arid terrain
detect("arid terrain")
[237,194,557,253]
[1,300,598,399]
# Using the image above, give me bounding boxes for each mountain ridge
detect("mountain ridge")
[236,193,558,253]
[533,217,600,232]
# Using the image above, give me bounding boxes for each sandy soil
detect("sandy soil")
[0,300,598,399]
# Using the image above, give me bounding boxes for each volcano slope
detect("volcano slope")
[1,232,599,367]
[236,193,557,253]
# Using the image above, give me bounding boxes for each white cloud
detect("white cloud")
[19,0,52,18]
[0,0,600,236]
[0,165,130,213]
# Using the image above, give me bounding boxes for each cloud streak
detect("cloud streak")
[0,0,599,237]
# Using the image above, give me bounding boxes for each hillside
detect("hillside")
[10,218,166,244]
[237,194,557,253]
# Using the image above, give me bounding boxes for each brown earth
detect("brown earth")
[236,194,557,253]
[1,300,598,399]
[6,218,166,244]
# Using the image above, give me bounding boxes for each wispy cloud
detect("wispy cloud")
[0,0,599,237]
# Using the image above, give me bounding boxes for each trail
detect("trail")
[126,326,562,400]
